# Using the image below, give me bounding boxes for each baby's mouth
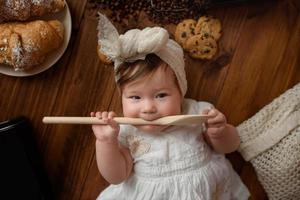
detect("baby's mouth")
[131,116,170,132]
[139,115,161,122]
[140,114,162,122]
[134,119,169,133]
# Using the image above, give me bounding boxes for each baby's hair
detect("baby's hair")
[116,54,175,90]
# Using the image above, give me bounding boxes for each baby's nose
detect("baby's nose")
[142,100,157,113]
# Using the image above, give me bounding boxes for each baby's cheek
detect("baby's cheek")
[122,105,136,117]
[123,109,137,118]
[163,101,181,115]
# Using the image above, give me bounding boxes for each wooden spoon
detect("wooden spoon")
[42,115,209,126]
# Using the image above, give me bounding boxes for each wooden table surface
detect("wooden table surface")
[1,0,299,199]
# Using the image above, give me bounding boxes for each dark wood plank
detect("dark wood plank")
[218,2,300,124]
[40,8,118,199]
[67,0,88,30]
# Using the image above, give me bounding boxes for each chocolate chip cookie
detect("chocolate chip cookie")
[195,16,222,41]
[175,19,197,50]
[185,34,218,59]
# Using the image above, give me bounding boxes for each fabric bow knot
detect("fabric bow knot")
[119,27,169,62]
[97,13,187,96]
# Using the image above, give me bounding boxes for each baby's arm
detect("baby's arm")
[91,111,133,184]
[202,109,240,154]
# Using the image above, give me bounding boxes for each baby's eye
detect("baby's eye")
[156,93,168,98]
[129,96,141,100]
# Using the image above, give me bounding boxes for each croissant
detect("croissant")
[0,0,65,23]
[0,20,64,71]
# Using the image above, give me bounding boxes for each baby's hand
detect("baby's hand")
[202,108,227,139]
[90,111,120,142]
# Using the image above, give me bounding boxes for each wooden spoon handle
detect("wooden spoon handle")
[42,117,155,125]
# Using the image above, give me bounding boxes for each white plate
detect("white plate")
[0,2,72,77]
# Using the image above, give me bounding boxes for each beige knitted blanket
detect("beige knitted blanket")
[237,82,300,200]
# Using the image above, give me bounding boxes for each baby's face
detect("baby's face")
[121,66,182,133]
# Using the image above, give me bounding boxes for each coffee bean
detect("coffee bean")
[89,0,210,24]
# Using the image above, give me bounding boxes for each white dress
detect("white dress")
[97,98,250,200]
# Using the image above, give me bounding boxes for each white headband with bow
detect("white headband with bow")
[97,13,187,96]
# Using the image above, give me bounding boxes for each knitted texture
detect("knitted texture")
[237,83,300,200]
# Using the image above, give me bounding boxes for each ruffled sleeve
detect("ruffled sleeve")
[182,98,214,115]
